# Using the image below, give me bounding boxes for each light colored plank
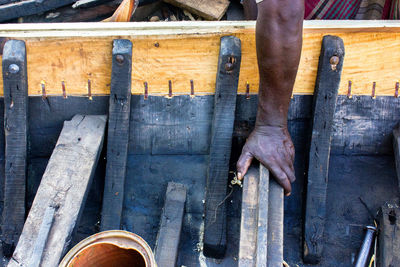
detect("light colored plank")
[238,168,259,267]
[0,21,400,96]
[163,0,229,20]
[256,165,269,267]
[8,115,107,267]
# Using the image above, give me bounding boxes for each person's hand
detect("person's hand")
[236,125,295,196]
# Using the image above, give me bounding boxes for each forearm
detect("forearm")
[256,0,304,128]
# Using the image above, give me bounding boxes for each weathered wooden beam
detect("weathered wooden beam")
[1,39,28,257]
[154,182,187,267]
[163,0,229,20]
[256,165,269,267]
[101,39,132,231]
[267,172,284,266]
[303,35,345,264]
[203,35,241,259]
[8,115,107,267]
[377,202,400,267]
[392,124,400,192]
[0,0,77,22]
[239,165,283,267]
[238,167,259,267]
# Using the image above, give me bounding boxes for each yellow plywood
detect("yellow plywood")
[0,21,399,96]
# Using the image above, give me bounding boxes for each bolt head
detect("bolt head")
[330,56,339,66]
[116,55,124,64]
[225,62,234,72]
[8,64,19,74]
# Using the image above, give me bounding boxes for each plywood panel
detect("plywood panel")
[0,21,399,96]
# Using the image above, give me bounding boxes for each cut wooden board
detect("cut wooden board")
[154,182,187,267]
[163,0,229,20]
[0,21,399,96]
[8,115,107,267]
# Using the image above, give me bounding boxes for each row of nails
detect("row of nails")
[347,81,400,98]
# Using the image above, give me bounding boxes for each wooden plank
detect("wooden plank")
[378,202,400,267]
[203,35,241,259]
[8,115,107,267]
[163,0,229,20]
[101,39,132,231]
[238,168,259,267]
[154,182,187,267]
[303,35,345,264]
[256,165,269,267]
[0,21,399,96]
[393,124,400,192]
[0,0,77,22]
[1,39,28,257]
[267,174,284,266]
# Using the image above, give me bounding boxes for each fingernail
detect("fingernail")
[285,192,291,197]
[237,172,243,180]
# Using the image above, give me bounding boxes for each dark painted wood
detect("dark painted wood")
[0,0,77,22]
[1,40,28,257]
[303,35,345,264]
[101,39,132,231]
[393,124,400,192]
[154,182,187,267]
[267,172,284,266]
[203,35,241,259]
[378,202,400,267]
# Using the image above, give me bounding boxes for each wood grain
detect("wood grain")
[203,35,241,259]
[8,115,106,267]
[1,40,28,257]
[163,0,229,20]
[154,182,187,267]
[303,35,345,264]
[101,39,132,231]
[0,21,399,96]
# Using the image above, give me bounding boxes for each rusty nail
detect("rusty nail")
[371,82,376,99]
[116,54,124,64]
[225,62,234,72]
[168,80,172,98]
[9,64,19,74]
[87,79,92,100]
[190,80,194,96]
[347,81,352,98]
[154,42,159,48]
[330,56,339,65]
[62,81,67,99]
[144,82,148,100]
[246,82,250,99]
[395,82,399,98]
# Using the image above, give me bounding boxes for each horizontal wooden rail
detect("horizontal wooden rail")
[0,21,400,96]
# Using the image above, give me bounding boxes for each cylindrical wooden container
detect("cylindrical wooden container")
[59,230,157,267]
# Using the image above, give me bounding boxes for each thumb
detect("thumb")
[236,149,253,180]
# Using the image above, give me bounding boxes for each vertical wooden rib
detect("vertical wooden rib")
[1,39,28,257]
[203,35,241,259]
[256,165,269,267]
[303,35,345,264]
[101,39,133,231]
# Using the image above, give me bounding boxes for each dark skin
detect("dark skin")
[237,0,304,196]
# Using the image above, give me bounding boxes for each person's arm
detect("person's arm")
[237,0,304,196]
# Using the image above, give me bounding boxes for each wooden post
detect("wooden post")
[392,124,400,192]
[303,35,345,264]
[101,39,132,231]
[154,182,187,267]
[238,167,259,267]
[267,174,284,266]
[1,39,28,257]
[203,35,241,259]
[8,115,107,267]
[377,202,400,267]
